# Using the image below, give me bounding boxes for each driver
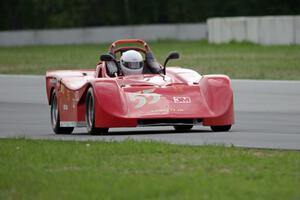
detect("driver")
[120,50,144,75]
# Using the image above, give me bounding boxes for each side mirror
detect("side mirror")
[100,53,123,76]
[100,54,115,62]
[163,52,180,75]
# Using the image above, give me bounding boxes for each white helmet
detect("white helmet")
[120,50,144,75]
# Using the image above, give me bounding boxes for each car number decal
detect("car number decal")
[128,89,161,109]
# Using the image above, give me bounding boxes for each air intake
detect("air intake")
[137,118,202,126]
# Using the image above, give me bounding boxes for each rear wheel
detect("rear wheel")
[210,125,232,132]
[50,91,74,134]
[173,125,193,131]
[86,88,109,135]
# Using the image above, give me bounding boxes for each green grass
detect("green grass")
[0,138,299,200]
[0,40,300,80]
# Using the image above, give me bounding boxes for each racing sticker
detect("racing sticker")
[173,96,191,104]
[74,91,80,101]
[72,91,80,109]
[63,104,68,111]
[60,84,65,94]
[127,89,161,109]
[49,78,57,84]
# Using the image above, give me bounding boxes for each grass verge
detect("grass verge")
[0,138,299,200]
[0,40,300,80]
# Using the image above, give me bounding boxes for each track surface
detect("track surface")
[0,75,300,150]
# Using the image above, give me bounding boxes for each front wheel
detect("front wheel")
[210,125,232,132]
[50,91,74,134]
[85,88,109,135]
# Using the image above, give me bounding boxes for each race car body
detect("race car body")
[46,39,234,134]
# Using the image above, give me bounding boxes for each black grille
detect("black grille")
[137,118,202,126]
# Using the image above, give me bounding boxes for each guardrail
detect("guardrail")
[2,16,299,46]
[208,16,300,45]
[0,23,207,46]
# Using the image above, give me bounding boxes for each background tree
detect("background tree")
[0,0,299,30]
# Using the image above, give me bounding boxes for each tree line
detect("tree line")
[1,0,299,30]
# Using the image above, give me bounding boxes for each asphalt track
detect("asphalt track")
[0,74,300,150]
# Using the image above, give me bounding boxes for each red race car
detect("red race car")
[46,39,234,135]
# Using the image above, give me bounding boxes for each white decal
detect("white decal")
[173,97,191,104]
[143,89,160,104]
[128,89,161,109]
[61,85,65,94]
[74,91,80,101]
[63,104,68,110]
[50,78,57,84]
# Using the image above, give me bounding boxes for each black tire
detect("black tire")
[210,125,232,132]
[50,91,74,134]
[173,125,193,131]
[85,88,109,135]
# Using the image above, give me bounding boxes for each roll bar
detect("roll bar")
[108,39,150,54]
